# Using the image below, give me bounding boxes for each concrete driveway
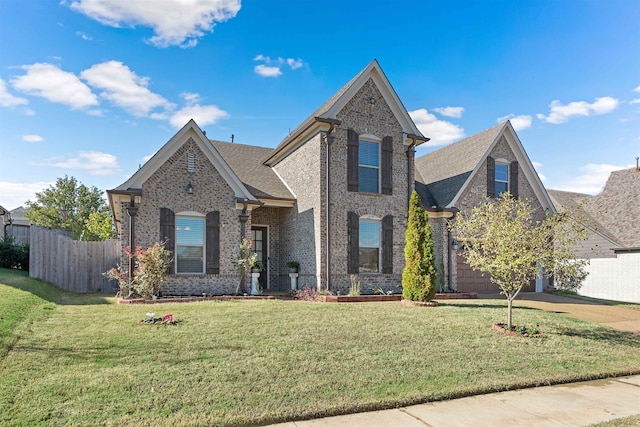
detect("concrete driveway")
[484,292,640,333]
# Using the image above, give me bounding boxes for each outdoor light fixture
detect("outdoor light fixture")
[451,239,459,250]
[369,96,376,104]
[187,181,193,194]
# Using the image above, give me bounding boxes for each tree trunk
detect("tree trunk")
[507,298,513,329]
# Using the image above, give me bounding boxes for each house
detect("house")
[414,121,555,293]
[108,60,428,295]
[548,167,640,302]
[0,206,30,245]
[108,60,555,296]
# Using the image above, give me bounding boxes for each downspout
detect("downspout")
[317,117,341,291]
[405,136,417,209]
[125,194,139,282]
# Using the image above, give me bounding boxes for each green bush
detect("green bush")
[0,235,29,270]
[402,191,437,302]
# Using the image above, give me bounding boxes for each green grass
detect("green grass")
[1,268,640,426]
[589,415,640,426]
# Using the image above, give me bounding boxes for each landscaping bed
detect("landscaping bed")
[117,295,275,304]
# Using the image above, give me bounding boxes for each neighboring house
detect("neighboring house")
[108,60,428,295]
[548,167,640,303]
[0,206,30,245]
[414,121,555,293]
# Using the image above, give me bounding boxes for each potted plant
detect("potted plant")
[252,261,263,273]
[286,261,300,273]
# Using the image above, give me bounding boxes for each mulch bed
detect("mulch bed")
[493,322,543,338]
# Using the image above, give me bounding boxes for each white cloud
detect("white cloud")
[0,78,28,107]
[81,61,172,116]
[22,134,44,143]
[531,161,546,182]
[629,98,640,105]
[634,85,640,92]
[68,0,241,48]
[433,106,464,118]
[557,163,630,195]
[41,151,120,175]
[75,31,92,40]
[497,113,532,131]
[254,64,282,78]
[253,55,304,77]
[536,96,619,124]
[12,63,98,109]
[0,181,53,210]
[168,92,229,128]
[408,108,465,147]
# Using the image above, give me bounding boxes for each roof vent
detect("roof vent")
[187,153,195,173]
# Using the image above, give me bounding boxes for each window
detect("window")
[358,140,379,193]
[495,163,509,197]
[176,216,205,274]
[359,219,380,273]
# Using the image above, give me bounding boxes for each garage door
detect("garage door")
[456,250,535,293]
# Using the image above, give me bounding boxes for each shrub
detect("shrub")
[104,242,171,299]
[402,191,437,302]
[0,235,29,270]
[348,275,361,296]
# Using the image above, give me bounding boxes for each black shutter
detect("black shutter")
[347,211,359,274]
[382,215,393,274]
[159,208,175,274]
[381,136,393,195]
[486,156,495,198]
[510,161,519,199]
[347,129,359,192]
[206,211,220,274]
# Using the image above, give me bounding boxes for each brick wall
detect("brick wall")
[119,138,245,295]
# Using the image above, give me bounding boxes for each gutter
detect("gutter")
[317,117,341,291]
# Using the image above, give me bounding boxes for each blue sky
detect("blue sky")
[1,0,639,211]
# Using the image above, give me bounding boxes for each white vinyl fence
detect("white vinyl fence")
[579,251,640,303]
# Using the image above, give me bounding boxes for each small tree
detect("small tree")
[402,191,437,302]
[232,238,257,295]
[451,193,587,328]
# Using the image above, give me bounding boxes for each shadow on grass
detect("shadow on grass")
[0,268,112,306]
[439,301,540,311]
[554,325,640,348]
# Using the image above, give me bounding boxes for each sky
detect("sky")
[1,0,639,211]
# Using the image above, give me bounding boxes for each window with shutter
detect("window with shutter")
[510,161,519,198]
[486,156,495,197]
[176,215,205,274]
[358,140,380,193]
[347,212,359,274]
[495,163,509,197]
[382,215,393,274]
[206,211,220,274]
[359,218,380,273]
[347,129,359,192]
[381,136,393,195]
[159,208,175,274]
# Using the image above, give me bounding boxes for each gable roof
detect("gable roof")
[414,121,554,212]
[583,167,640,247]
[264,59,426,166]
[547,189,622,247]
[108,120,259,229]
[210,141,294,201]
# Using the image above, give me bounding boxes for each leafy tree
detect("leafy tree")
[451,193,587,328]
[25,175,114,240]
[402,191,437,302]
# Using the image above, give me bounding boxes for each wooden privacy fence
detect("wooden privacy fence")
[29,226,120,293]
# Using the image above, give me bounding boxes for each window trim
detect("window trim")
[358,136,381,194]
[175,212,206,275]
[358,216,381,274]
[494,161,509,198]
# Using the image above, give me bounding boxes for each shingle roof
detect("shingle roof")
[264,60,374,164]
[583,168,640,247]
[210,140,294,200]
[547,189,622,246]
[414,122,507,207]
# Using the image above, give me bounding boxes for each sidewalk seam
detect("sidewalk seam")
[398,407,434,426]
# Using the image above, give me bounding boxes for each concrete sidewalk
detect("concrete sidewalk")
[270,375,640,427]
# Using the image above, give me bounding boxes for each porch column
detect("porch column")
[126,194,139,282]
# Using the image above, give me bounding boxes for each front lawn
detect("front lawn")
[1,269,639,426]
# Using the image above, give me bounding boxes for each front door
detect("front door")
[251,226,268,290]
